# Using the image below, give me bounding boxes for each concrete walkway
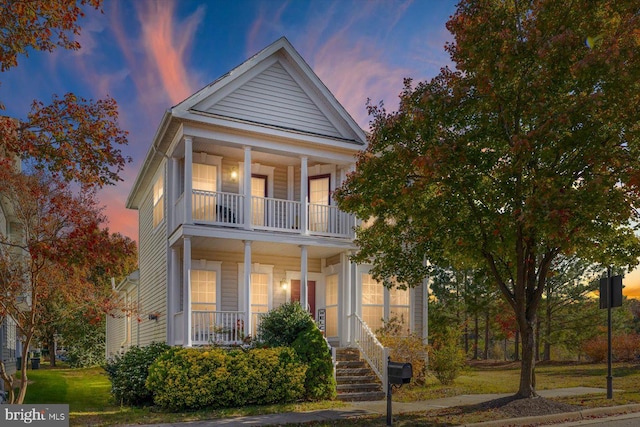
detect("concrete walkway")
[122,387,640,427]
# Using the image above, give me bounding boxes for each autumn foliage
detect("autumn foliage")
[336,0,640,398]
[0,0,134,404]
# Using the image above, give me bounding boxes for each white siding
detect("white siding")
[106,308,126,357]
[138,185,168,346]
[206,62,343,138]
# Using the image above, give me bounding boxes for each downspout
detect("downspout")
[136,278,140,347]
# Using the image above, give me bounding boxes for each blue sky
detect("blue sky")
[2,0,458,240]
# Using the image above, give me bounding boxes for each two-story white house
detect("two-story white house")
[106,37,428,391]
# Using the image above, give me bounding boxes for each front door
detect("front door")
[290,280,316,320]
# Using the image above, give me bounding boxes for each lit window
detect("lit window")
[153,174,164,227]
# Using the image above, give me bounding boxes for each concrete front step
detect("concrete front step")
[336,375,378,384]
[336,391,386,402]
[336,367,374,376]
[337,382,383,392]
[334,347,384,402]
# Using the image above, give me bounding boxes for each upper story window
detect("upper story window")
[153,173,164,227]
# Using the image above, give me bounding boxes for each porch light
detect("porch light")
[230,168,238,181]
[280,279,288,290]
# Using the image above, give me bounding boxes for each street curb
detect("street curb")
[460,403,640,426]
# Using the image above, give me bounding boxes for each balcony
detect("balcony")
[174,190,355,239]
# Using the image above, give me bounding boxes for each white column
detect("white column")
[243,147,252,230]
[350,260,357,342]
[243,240,252,337]
[300,245,308,312]
[171,158,179,229]
[183,237,192,347]
[184,136,193,225]
[300,156,308,235]
[341,251,351,347]
[167,247,179,344]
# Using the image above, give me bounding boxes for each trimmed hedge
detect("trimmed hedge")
[146,347,306,411]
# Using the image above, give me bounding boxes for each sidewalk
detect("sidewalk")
[122,387,640,427]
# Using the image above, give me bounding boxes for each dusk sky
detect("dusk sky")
[3,0,639,297]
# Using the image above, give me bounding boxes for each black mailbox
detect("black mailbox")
[388,361,412,385]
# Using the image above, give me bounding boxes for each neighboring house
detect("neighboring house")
[105,271,140,356]
[0,153,21,394]
[106,37,428,387]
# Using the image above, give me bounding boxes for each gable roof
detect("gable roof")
[173,37,366,144]
[127,37,367,210]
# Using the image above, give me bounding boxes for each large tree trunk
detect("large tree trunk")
[516,317,537,398]
[514,330,520,361]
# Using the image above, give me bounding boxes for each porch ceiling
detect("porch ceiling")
[185,233,354,259]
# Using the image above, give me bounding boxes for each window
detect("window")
[251,273,269,332]
[192,163,217,221]
[361,273,384,332]
[153,173,164,227]
[251,175,267,226]
[309,175,330,232]
[191,269,217,311]
[390,286,410,331]
[325,274,338,337]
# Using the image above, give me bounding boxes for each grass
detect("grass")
[21,360,640,426]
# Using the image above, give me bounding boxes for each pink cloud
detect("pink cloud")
[136,0,204,105]
[312,36,411,130]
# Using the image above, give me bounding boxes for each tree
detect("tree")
[0,0,129,186]
[0,171,118,402]
[0,0,133,402]
[36,230,137,367]
[335,0,640,398]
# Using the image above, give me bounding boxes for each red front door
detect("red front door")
[290,280,316,320]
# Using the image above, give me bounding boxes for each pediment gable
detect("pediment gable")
[175,37,366,144]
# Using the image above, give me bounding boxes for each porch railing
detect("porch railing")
[351,313,389,392]
[252,196,301,232]
[308,203,355,237]
[173,190,355,238]
[192,190,244,225]
[191,310,246,345]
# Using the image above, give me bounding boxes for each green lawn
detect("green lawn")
[21,361,640,426]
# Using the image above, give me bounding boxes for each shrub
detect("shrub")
[104,342,170,406]
[146,347,233,410]
[428,326,466,385]
[613,333,640,361]
[292,325,336,400]
[228,348,307,405]
[146,347,306,411]
[257,302,336,401]
[377,316,429,385]
[582,333,640,362]
[582,335,608,362]
[257,302,314,347]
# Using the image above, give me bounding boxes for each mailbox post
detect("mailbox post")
[386,357,412,426]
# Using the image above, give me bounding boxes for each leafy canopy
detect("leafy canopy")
[335,0,640,397]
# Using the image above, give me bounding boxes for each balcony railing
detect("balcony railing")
[173,190,355,238]
[191,310,246,345]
